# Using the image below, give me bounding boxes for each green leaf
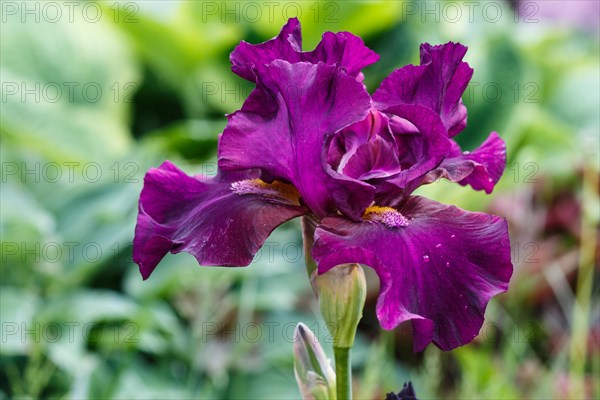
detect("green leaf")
[0,288,41,355]
[0,7,139,163]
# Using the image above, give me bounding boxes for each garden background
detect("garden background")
[1,0,598,398]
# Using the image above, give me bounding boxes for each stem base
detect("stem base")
[334,346,351,400]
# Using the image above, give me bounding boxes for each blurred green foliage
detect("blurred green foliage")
[1,1,598,399]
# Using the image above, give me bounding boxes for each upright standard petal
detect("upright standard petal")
[133,161,306,279]
[219,60,374,219]
[230,18,302,82]
[371,104,451,207]
[327,110,394,173]
[305,31,379,79]
[230,18,378,82]
[373,42,473,137]
[341,135,402,181]
[425,132,507,193]
[312,196,512,352]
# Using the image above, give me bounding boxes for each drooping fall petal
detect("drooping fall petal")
[133,161,306,279]
[312,196,513,352]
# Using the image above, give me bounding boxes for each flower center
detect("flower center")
[363,205,408,228]
[231,179,301,206]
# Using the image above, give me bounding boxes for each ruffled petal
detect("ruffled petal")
[230,18,302,82]
[312,196,512,352]
[133,161,306,279]
[425,132,506,193]
[341,135,402,180]
[327,110,393,172]
[378,104,451,192]
[230,18,378,82]
[219,60,374,219]
[373,42,473,137]
[305,31,379,78]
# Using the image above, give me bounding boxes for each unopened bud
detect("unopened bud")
[293,323,336,400]
[313,263,367,348]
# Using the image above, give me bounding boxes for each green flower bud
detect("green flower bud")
[293,323,336,400]
[313,263,367,349]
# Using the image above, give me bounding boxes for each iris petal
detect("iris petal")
[219,60,374,219]
[373,42,473,137]
[425,132,506,193]
[383,104,451,186]
[341,136,402,180]
[230,18,302,82]
[133,161,306,279]
[230,18,378,82]
[328,110,393,172]
[312,196,512,352]
[372,104,451,206]
[307,30,379,79]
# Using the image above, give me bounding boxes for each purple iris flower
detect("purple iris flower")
[133,19,513,352]
[386,382,418,400]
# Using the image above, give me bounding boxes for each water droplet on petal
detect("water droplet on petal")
[451,234,456,238]
[435,243,442,248]
[464,305,468,310]
[463,150,471,155]
[446,262,450,267]
[488,177,493,183]
[423,255,430,262]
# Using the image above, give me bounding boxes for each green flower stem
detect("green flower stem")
[301,216,318,278]
[334,346,351,400]
[302,216,364,400]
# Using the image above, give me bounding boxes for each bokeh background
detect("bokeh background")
[1,0,598,398]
